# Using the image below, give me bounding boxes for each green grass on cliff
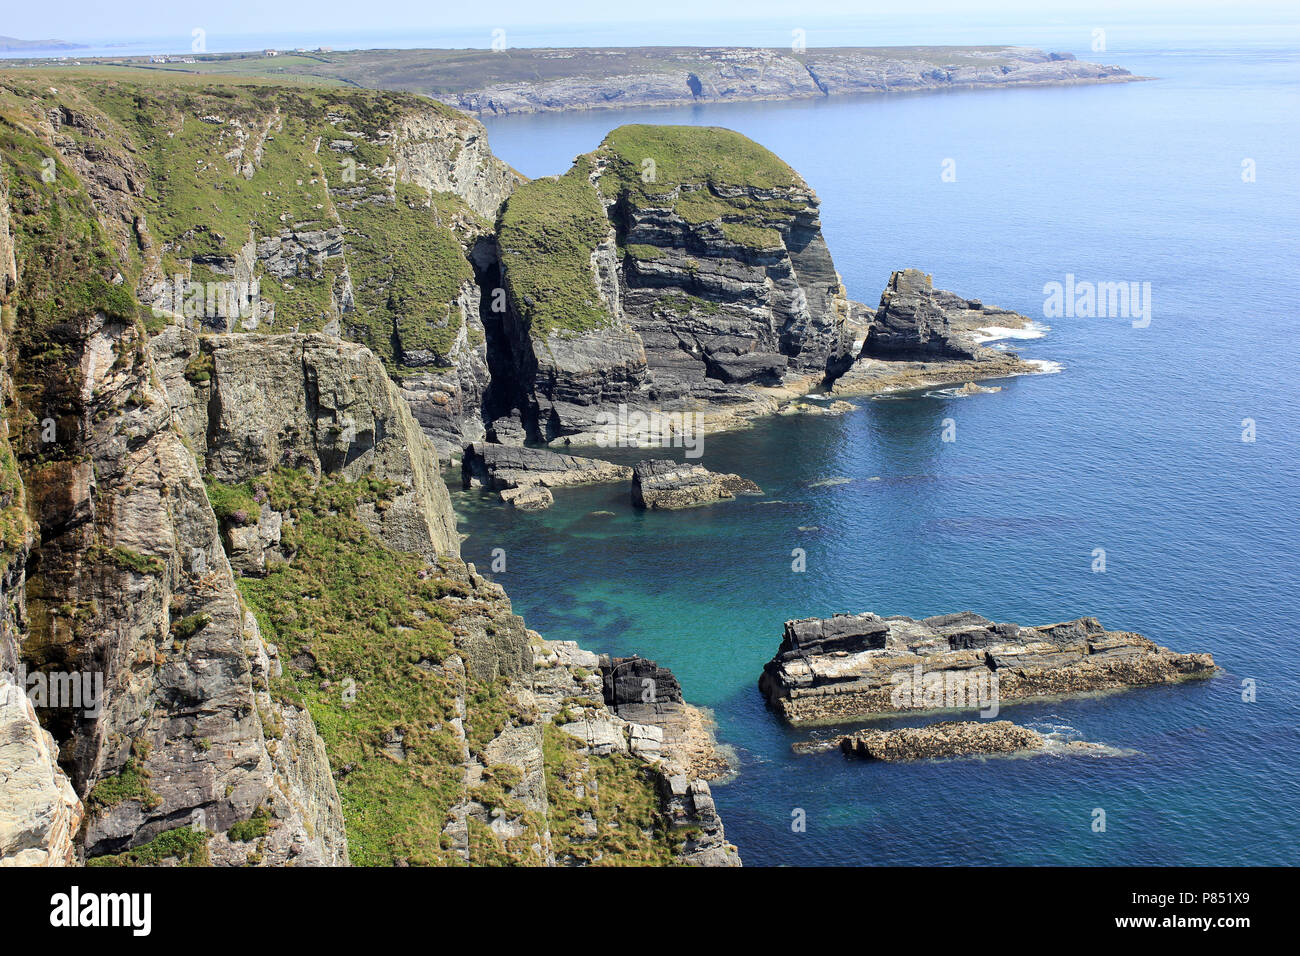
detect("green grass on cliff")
[229,469,684,866]
[0,112,141,339]
[543,725,681,866]
[596,125,809,249]
[234,470,469,865]
[2,74,485,369]
[495,156,612,337]
[87,826,211,867]
[599,124,800,194]
[337,183,478,364]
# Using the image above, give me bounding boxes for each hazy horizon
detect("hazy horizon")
[4,1,1300,54]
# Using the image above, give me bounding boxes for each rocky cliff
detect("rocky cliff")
[492,124,855,443]
[0,75,737,866]
[18,75,522,458]
[420,46,1139,116]
[0,104,348,865]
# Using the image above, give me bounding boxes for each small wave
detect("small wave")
[1027,717,1084,741]
[972,321,1050,344]
[802,476,852,488]
[1026,359,1065,375]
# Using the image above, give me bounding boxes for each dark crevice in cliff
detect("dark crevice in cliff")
[802,63,830,96]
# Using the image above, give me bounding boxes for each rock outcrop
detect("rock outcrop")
[540,649,740,865]
[793,719,1115,761]
[152,327,460,558]
[461,441,632,508]
[631,459,761,509]
[492,126,855,445]
[833,269,1040,396]
[862,268,991,361]
[760,611,1216,725]
[0,677,84,865]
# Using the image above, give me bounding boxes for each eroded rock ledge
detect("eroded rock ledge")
[833,269,1040,397]
[632,459,762,510]
[461,442,631,511]
[760,611,1216,725]
[793,720,1116,762]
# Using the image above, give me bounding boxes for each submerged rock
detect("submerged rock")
[631,459,762,510]
[760,611,1216,725]
[499,484,553,511]
[794,720,1115,762]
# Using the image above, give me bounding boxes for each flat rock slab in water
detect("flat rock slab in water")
[631,459,762,510]
[793,720,1115,762]
[462,442,631,509]
[760,611,1216,725]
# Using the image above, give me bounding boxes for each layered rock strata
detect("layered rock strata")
[631,459,761,509]
[462,441,632,503]
[760,611,1216,725]
[834,269,1039,396]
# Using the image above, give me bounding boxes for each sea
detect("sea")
[458,28,1300,865]
[20,15,1299,866]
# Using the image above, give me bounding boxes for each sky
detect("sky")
[4,0,1298,48]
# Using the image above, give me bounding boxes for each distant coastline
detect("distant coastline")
[0,36,83,52]
[3,44,1145,114]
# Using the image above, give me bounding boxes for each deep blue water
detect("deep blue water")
[454,46,1300,865]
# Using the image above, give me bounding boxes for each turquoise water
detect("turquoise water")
[456,46,1300,865]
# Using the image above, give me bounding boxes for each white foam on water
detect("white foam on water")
[972,320,1050,344]
[1026,358,1065,375]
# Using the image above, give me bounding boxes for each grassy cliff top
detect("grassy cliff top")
[598,125,802,194]
[496,156,611,337]
[2,46,1065,97]
[596,125,811,245]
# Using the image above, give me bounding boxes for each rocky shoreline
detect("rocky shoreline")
[430,46,1141,116]
[760,611,1217,725]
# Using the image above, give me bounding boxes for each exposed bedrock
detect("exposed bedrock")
[152,327,460,559]
[596,655,738,865]
[492,126,856,445]
[862,268,992,361]
[631,459,762,510]
[461,441,632,511]
[0,677,84,866]
[760,611,1217,725]
[834,269,1042,395]
[793,720,1117,761]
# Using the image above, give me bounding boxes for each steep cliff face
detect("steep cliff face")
[23,77,522,457]
[0,105,348,865]
[0,77,738,866]
[494,125,854,443]
[150,328,460,559]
